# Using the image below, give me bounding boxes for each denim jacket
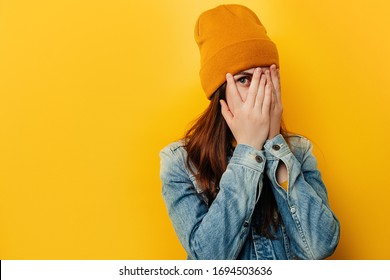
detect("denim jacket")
[160,134,340,260]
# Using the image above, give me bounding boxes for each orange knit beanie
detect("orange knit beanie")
[194,4,279,99]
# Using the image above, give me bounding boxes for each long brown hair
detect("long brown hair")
[184,83,289,238]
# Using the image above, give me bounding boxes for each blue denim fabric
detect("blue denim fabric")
[160,134,340,260]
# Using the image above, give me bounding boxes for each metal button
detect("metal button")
[243,221,249,227]
[272,144,281,151]
[290,207,296,214]
[255,155,263,163]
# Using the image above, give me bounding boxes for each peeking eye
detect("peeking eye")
[236,76,251,87]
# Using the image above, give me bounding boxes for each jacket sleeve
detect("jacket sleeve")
[264,134,340,259]
[160,143,266,260]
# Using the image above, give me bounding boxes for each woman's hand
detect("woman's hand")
[220,67,272,150]
[267,64,283,139]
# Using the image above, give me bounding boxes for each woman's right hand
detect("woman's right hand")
[220,68,272,150]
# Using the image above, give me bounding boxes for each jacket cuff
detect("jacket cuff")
[264,134,291,159]
[229,144,266,172]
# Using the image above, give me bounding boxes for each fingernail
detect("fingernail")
[255,67,261,73]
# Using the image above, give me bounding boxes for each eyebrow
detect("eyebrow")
[234,71,253,76]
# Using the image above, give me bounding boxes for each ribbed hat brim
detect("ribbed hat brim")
[199,39,279,99]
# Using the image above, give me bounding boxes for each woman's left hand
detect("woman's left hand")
[266,64,283,139]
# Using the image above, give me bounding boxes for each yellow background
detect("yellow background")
[1,0,389,259]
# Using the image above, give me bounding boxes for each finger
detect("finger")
[254,73,267,111]
[220,99,233,125]
[271,84,276,110]
[262,80,272,116]
[246,67,262,107]
[270,65,281,103]
[265,69,272,84]
[276,68,282,104]
[226,73,243,105]
[270,65,279,88]
[265,70,276,109]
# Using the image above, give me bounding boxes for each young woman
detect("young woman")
[160,4,340,260]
